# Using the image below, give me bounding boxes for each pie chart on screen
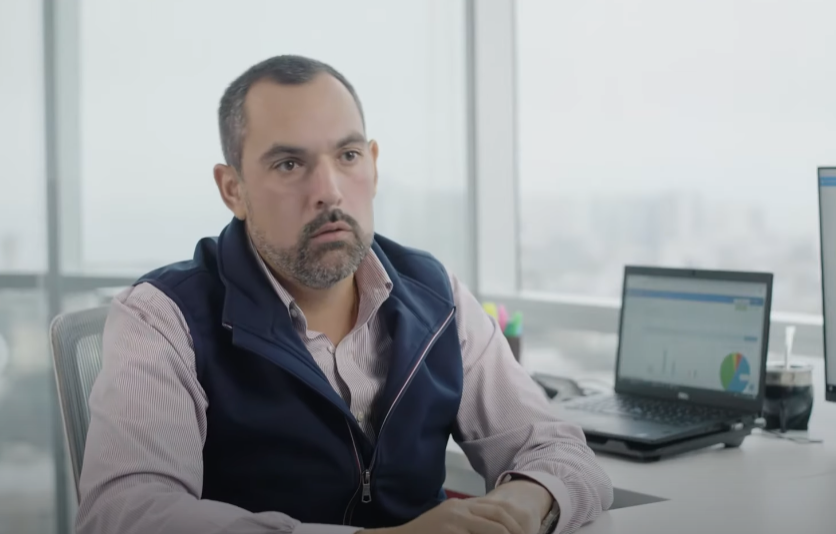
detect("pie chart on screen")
[720,353,751,393]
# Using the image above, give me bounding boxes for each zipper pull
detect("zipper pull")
[361,469,372,503]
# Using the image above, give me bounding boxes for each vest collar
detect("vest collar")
[214,216,456,428]
[216,217,453,335]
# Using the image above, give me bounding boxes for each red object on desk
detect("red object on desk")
[444,489,473,499]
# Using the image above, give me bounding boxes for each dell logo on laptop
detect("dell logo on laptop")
[678,392,690,400]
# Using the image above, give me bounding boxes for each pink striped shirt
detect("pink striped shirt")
[76,244,612,534]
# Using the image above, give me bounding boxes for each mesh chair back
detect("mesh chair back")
[49,306,110,498]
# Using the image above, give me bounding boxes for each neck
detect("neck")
[283,274,357,319]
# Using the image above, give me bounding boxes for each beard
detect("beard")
[248,206,372,290]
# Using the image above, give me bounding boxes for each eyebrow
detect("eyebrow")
[259,144,306,165]
[334,131,367,149]
[259,131,368,166]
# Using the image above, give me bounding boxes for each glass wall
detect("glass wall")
[0,290,53,534]
[0,2,55,534]
[517,0,835,315]
[78,0,469,279]
[0,0,46,273]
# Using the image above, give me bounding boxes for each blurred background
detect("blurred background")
[1,0,834,532]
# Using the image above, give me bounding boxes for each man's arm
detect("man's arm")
[76,283,359,534]
[447,273,614,534]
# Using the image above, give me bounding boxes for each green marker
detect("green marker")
[505,311,523,337]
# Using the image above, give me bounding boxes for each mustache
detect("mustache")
[300,209,362,242]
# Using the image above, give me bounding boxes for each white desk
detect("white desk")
[444,356,836,533]
[575,473,836,534]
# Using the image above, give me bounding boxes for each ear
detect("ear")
[369,139,380,196]
[214,164,248,220]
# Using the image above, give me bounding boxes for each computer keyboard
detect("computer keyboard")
[566,395,739,427]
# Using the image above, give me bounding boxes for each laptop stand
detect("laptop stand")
[584,426,752,461]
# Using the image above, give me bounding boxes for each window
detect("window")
[516,0,835,314]
[0,0,46,273]
[0,3,57,534]
[78,0,469,280]
[0,290,53,534]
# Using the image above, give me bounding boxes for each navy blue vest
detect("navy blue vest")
[137,218,463,528]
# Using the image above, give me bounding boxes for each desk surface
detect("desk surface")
[444,356,836,533]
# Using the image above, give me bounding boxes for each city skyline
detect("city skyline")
[520,188,822,314]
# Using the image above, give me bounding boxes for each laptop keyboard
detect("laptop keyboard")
[566,395,740,427]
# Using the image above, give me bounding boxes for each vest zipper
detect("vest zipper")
[225,321,392,524]
[351,307,457,509]
[361,469,372,503]
[343,420,364,525]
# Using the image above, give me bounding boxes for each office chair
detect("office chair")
[49,306,110,499]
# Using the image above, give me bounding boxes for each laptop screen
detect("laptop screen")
[617,273,769,399]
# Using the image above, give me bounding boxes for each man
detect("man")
[77,55,612,534]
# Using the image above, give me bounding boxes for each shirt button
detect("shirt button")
[356,412,365,423]
[290,308,298,318]
[328,345,335,354]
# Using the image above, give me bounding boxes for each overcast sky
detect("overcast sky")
[518,0,836,222]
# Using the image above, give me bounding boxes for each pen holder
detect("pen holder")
[505,335,522,363]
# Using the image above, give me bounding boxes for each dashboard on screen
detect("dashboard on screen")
[618,274,767,399]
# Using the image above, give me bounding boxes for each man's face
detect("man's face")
[217,74,378,289]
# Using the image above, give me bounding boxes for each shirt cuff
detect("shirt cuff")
[497,470,572,534]
[293,524,363,534]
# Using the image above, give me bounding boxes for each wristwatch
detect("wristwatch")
[538,499,560,534]
[502,474,561,534]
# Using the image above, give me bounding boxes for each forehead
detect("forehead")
[242,74,364,150]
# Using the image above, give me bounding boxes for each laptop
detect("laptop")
[554,266,773,447]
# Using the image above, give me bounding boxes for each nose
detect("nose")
[309,158,343,210]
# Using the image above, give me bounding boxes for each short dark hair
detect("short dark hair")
[218,55,365,171]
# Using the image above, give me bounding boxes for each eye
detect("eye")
[274,160,299,172]
[341,150,361,163]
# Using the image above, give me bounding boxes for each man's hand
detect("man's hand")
[478,479,555,534]
[360,497,525,534]
[361,479,554,534]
